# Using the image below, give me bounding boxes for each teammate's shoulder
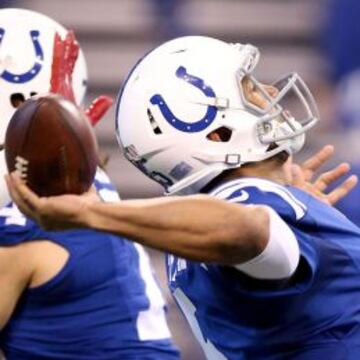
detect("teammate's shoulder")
[0,202,40,245]
[94,168,121,202]
[210,177,307,221]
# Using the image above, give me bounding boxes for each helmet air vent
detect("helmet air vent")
[206,126,232,142]
[10,93,25,108]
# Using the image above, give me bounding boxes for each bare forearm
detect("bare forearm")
[83,196,268,263]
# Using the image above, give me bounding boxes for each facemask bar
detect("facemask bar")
[237,71,319,145]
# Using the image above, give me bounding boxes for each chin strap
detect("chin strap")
[50,31,113,127]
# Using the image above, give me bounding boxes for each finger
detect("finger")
[301,145,335,180]
[8,173,42,218]
[6,174,33,216]
[314,163,351,191]
[5,174,34,218]
[326,175,358,205]
[290,164,305,187]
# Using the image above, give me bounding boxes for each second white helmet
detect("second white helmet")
[0,8,88,205]
[0,8,88,143]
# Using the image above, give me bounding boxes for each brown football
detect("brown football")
[5,94,98,196]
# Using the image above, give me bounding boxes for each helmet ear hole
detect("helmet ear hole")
[10,93,25,108]
[207,126,232,142]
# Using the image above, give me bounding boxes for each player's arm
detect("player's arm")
[7,174,300,278]
[88,195,272,263]
[87,197,299,278]
[0,245,33,329]
[7,175,270,263]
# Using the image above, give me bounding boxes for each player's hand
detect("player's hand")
[50,31,113,127]
[289,145,358,205]
[5,173,98,231]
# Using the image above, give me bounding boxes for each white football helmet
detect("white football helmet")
[0,8,88,205]
[116,36,319,195]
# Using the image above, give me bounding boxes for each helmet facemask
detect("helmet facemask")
[237,69,319,157]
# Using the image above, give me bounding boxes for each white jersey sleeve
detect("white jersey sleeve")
[211,178,305,280]
[234,206,300,279]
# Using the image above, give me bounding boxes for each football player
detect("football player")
[0,9,179,360]
[8,36,360,359]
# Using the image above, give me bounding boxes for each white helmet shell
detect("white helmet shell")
[0,8,88,206]
[0,8,88,143]
[116,36,318,195]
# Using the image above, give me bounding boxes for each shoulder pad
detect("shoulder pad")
[94,168,120,202]
[211,178,307,221]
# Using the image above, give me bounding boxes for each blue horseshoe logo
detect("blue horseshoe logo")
[150,66,218,133]
[0,28,44,83]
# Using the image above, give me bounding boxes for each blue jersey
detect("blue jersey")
[167,177,360,360]
[0,169,179,360]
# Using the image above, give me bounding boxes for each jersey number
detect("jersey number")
[0,203,27,226]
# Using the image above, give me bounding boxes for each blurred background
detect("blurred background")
[2,0,360,358]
